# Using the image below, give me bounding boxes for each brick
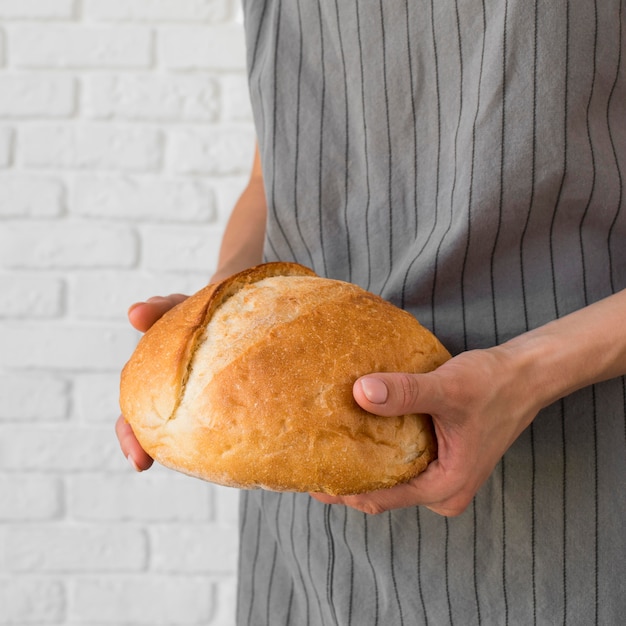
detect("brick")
[4,525,147,572]
[0,75,75,118]
[0,175,65,217]
[0,0,76,19]
[151,523,237,573]
[73,372,127,422]
[67,470,212,522]
[0,425,123,471]
[168,126,255,175]
[0,127,13,167]
[0,475,62,520]
[158,24,246,70]
[71,576,212,625]
[0,223,137,269]
[0,324,137,369]
[213,576,237,626]
[0,373,68,420]
[139,223,223,272]
[84,73,219,122]
[70,270,206,320]
[0,274,64,318]
[0,578,65,624]
[10,25,152,69]
[20,124,162,171]
[219,73,253,122]
[73,175,216,221]
[213,484,240,525]
[85,0,231,22]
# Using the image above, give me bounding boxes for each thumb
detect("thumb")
[353,372,436,417]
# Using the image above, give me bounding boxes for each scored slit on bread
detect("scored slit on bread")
[120,262,450,495]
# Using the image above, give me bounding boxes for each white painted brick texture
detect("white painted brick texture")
[0,2,252,624]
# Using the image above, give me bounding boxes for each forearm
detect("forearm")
[497,288,626,411]
[212,145,267,283]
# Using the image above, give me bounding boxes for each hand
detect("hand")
[311,346,543,516]
[116,294,188,472]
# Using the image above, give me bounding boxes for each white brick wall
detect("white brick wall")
[0,1,254,624]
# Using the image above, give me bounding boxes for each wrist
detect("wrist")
[494,332,571,413]
[497,290,626,410]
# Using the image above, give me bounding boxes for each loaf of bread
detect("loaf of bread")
[119,262,450,495]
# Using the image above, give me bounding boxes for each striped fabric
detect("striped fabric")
[238,1,626,624]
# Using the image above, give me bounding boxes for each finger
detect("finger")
[309,492,389,515]
[311,464,474,517]
[115,415,154,471]
[353,372,439,417]
[127,294,187,332]
[311,481,431,515]
[310,488,411,515]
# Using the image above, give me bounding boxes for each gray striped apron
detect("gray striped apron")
[237,1,626,624]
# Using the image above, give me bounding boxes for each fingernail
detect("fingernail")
[128,454,142,472]
[360,377,388,404]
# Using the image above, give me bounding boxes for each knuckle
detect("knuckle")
[432,493,474,517]
[396,373,420,410]
[348,496,386,516]
[360,502,387,516]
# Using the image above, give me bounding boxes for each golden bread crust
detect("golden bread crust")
[120,263,450,495]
